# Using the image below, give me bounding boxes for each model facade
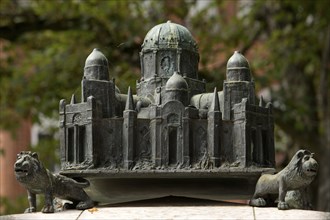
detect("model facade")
[59,21,275,172]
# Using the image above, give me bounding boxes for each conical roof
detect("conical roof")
[85,48,108,68]
[227,51,250,70]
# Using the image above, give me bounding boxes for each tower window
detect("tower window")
[168,126,178,165]
[67,127,74,163]
[78,126,86,163]
[262,130,268,165]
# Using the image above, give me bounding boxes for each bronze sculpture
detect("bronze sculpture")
[14,151,94,213]
[249,149,318,210]
[58,21,275,204]
[15,21,279,211]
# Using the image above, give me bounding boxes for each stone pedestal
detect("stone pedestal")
[2,197,329,220]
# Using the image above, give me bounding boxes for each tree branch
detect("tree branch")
[0,12,81,41]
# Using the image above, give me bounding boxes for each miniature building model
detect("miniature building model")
[59,21,275,203]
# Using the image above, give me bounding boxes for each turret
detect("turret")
[123,87,137,169]
[223,51,255,120]
[226,51,251,82]
[82,49,116,118]
[207,88,222,167]
[84,48,109,81]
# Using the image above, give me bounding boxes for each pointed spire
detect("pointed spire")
[125,87,135,111]
[210,87,220,112]
[70,94,76,104]
[259,95,264,107]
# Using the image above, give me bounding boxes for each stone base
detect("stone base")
[61,168,274,204]
[2,197,329,220]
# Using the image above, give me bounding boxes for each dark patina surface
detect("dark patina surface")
[249,149,318,210]
[14,151,94,213]
[58,21,276,204]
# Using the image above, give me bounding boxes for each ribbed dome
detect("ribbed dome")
[226,51,251,81]
[142,21,198,53]
[85,48,108,68]
[166,72,188,90]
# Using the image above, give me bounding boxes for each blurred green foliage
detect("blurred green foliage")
[0,0,329,212]
[0,127,58,215]
[1,194,46,215]
[0,195,29,215]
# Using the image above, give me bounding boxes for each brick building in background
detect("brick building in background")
[0,119,31,205]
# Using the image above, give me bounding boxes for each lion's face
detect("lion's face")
[301,153,318,177]
[14,151,40,181]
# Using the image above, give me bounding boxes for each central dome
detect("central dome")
[137,21,203,100]
[142,21,198,53]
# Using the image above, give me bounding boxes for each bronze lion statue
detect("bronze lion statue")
[14,151,94,213]
[249,149,318,210]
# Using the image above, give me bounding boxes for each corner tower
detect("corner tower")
[223,51,256,120]
[81,48,117,118]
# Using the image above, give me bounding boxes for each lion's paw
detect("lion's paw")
[24,207,36,213]
[41,204,55,213]
[249,198,266,207]
[76,200,94,210]
[278,201,289,210]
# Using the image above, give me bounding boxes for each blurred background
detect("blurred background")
[0,0,329,214]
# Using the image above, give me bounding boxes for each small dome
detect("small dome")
[227,51,250,70]
[142,21,198,53]
[84,48,109,80]
[226,51,251,81]
[166,72,188,90]
[85,48,108,68]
